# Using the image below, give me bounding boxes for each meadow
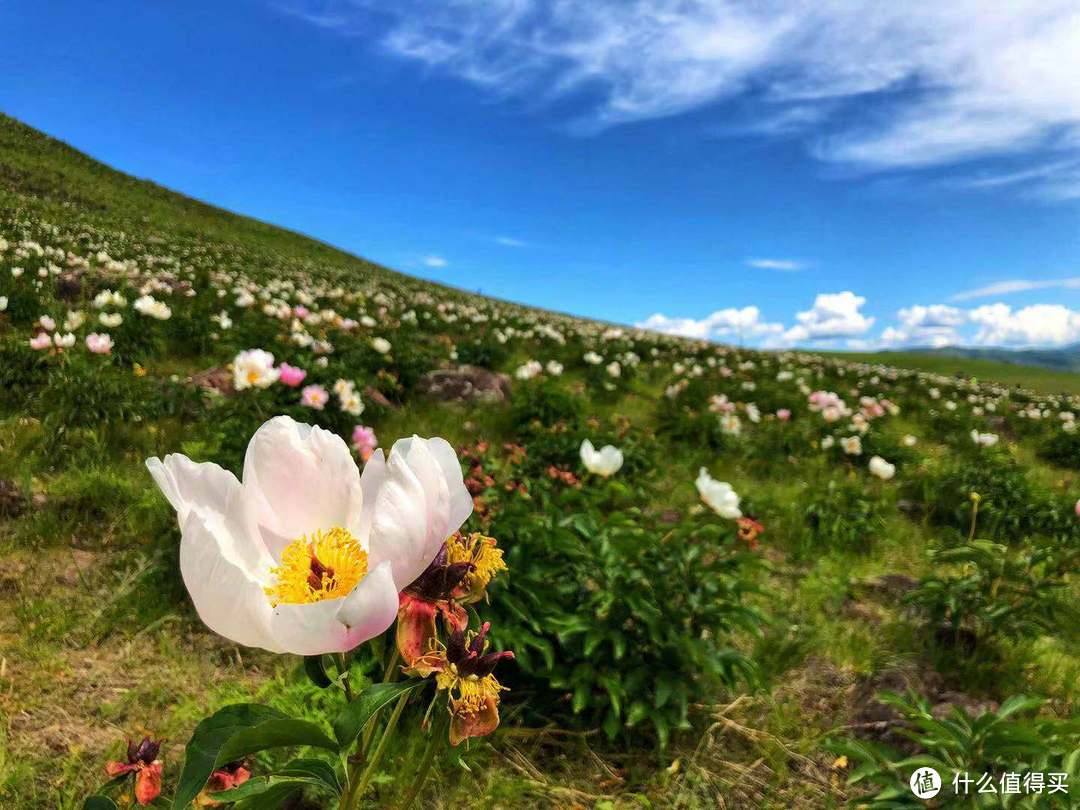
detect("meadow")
[0,115,1078,808]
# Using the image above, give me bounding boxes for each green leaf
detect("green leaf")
[84,798,119,810]
[171,703,338,809]
[332,679,425,750]
[210,775,333,803]
[278,757,342,794]
[303,655,332,689]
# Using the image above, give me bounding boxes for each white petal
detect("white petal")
[147,454,273,577]
[267,561,398,655]
[179,511,282,652]
[242,416,363,556]
[416,436,473,532]
[367,447,437,589]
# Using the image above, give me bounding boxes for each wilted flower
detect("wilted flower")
[196,761,252,807]
[105,737,163,806]
[868,455,896,480]
[277,362,307,387]
[579,439,624,477]
[736,516,764,550]
[434,623,514,746]
[300,384,329,410]
[146,416,472,654]
[85,332,114,354]
[233,349,280,390]
[696,468,741,519]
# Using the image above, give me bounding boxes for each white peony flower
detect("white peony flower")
[146,416,472,654]
[970,429,999,447]
[840,435,863,456]
[868,456,896,480]
[579,439,624,478]
[695,468,741,519]
[233,349,280,390]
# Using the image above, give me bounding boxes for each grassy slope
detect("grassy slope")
[0,115,1076,809]
[837,351,1080,395]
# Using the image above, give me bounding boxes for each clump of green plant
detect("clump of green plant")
[509,379,582,433]
[489,483,764,747]
[830,691,1080,807]
[795,475,888,556]
[904,539,1071,651]
[909,451,1067,540]
[1037,428,1080,471]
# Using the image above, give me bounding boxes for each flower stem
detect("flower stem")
[396,713,444,810]
[335,652,354,701]
[348,691,410,808]
[361,647,401,754]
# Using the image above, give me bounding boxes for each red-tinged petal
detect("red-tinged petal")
[135,761,163,805]
[396,595,438,667]
[449,696,500,746]
[105,760,136,778]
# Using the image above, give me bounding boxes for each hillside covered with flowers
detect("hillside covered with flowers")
[0,114,1077,808]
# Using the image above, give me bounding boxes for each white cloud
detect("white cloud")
[422,254,448,268]
[636,305,783,341]
[968,303,1080,346]
[289,1,1080,196]
[878,303,966,347]
[745,258,805,271]
[950,277,1080,302]
[783,291,873,342]
[494,235,527,247]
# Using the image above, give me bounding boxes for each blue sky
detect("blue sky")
[3,1,1080,348]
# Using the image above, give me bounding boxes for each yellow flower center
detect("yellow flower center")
[264,527,368,606]
[436,664,504,703]
[445,533,506,595]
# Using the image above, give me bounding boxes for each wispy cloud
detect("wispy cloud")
[745,257,805,271]
[283,1,1080,198]
[950,277,1080,302]
[493,235,527,247]
[422,254,448,268]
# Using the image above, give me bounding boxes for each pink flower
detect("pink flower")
[1075,499,1080,517]
[86,333,114,355]
[278,363,307,387]
[776,409,791,422]
[29,332,52,350]
[293,305,310,319]
[300,384,329,410]
[351,425,379,461]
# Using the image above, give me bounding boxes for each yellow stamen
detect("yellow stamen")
[264,527,367,606]
[446,532,506,596]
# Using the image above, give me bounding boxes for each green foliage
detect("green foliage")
[509,379,582,433]
[1038,428,1080,471]
[904,540,1073,649]
[489,483,764,748]
[830,691,1080,807]
[796,475,888,556]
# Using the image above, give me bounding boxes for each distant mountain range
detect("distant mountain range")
[904,343,1080,372]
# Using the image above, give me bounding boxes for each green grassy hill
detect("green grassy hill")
[1,115,1078,808]
[838,350,1080,395]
